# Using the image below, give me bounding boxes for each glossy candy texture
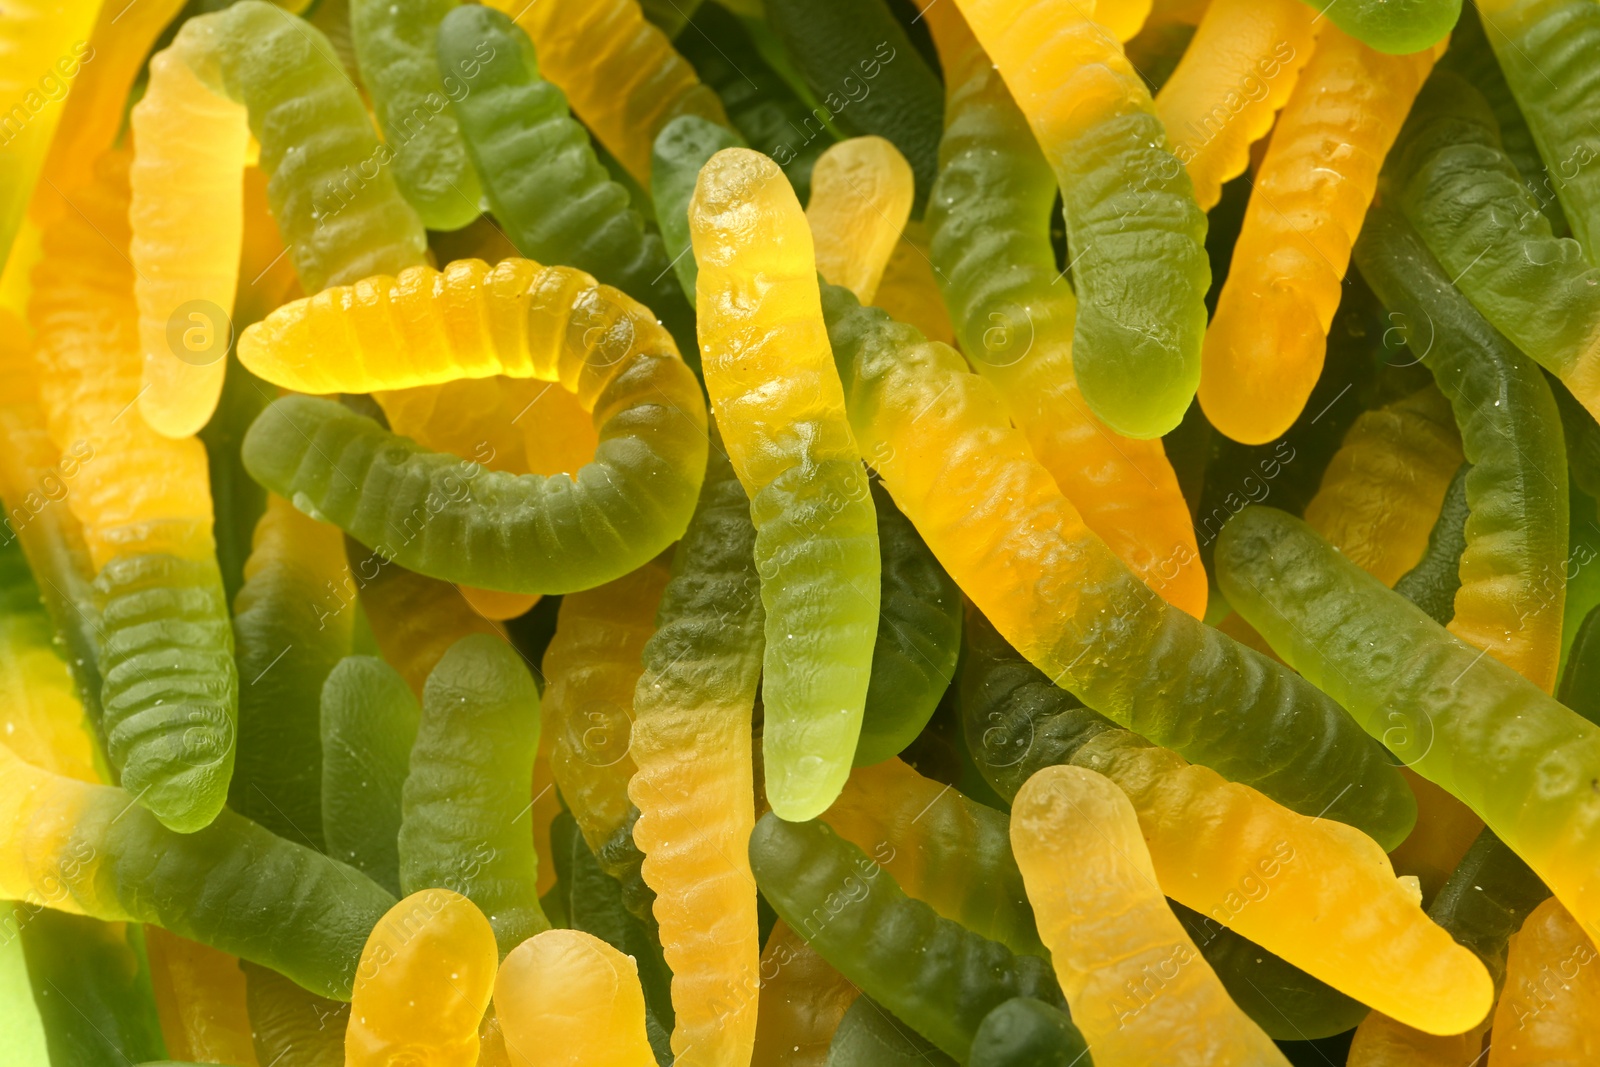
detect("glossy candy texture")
[438,6,697,360]
[321,655,422,896]
[542,555,671,859]
[489,0,726,187]
[690,149,880,821]
[1201,24,1440,445]
[346,889,498,1067]
[924,15,1206,617]
[805,137,915,305]
[652,116,746,304]
[957,607,1489,1035]
[1011,765,1289,1066]
[823,757,1044,959]
[1217,506,1600,943]
[1355,205,1569,693]
[966,998,1091,1067]
[349,0,483,231]
[1476,0,1600,260]
[28,152,238,834]
[629,430,764,1067]
[1488,896,1600,1065]
[763,0,944,212]
[242,961,349,1067]
[1388,71,1600,424]
[229,496,353,849]
[354,558,503,697]
[495,929,658,1067]
[952,0,1211,439]
[854,480,962,767]
[130,1,427,438]
[820,282,1415,846]
[0,0,99,268]
[1303,387,1466,588]
[1294,0,1460,55]
[399,634,549,956]
[142,929,256,1066]
[0,741,395,999]
[238,259,708,595]
[1154,0,1315,211]
[748,813,1065,1062]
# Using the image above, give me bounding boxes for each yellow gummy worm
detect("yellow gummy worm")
[0,0,101,271]
[691,147,881,822]
[357,562,506,698]
[347,889,498,1067]
[1487,896,1600,1066]
[1075,729,1493,1035]
[489,0,728,187]
[751,921,860,1067]
[144,928,259,1067]
[1200,26,1441,445]
[1012,765,1291,1066]
[541,556,672,855]
[1347,1018,1486,1067]
[1093,0,1155,40]
[0,595,97,786]
[495,928,657,1067]
[806,136,916,306]
[1304,386,1465,588]
[1153,0,1317,212]
[26,151,215,571]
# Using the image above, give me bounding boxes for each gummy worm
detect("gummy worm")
[495,928,659,1067]
[690,148,880,821]
[805,136,915,306]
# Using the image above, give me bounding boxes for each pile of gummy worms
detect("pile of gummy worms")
[4,0,1600,1063]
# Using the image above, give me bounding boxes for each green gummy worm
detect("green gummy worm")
[652,115,746,304]
[95,553,238,834]
[827,996,957,1066]
[1293,0,1461,55]
[1392,463,1473,627]
[967,997,1091,1067]
[749,812,1065,1062]
[349,0,484,230]
[437,5,698,364]
[241,388,706,596]
[19,913,166,1067]
[320,655,421,896]
[399,633,549,957]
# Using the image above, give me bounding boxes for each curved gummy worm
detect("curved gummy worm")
[1216,505,1600,944]
[238,259,707,595]
[543,555,671,859]
[1475,0,1600,256]
[488,0,727,187]
[0,0,98,267]
[1487,896,1600,1065]
[29,154,238,834]
[347,889,497,1067]
[1302,386,1465,589]
[321,655,421,897]
[496,929,659,1067]
[967,998,1090,1067]
[399,634,549,956]
[1200,24,1439,445]
[229,496,353,849]
[821,281,1414,846]
[690,149,879,821]
[957,607,1485,1035]
[805,137,915,305]
[1154,0,1315,212]
[952,0,1210,439]
[0,741,395,1000]
[628,426,763,1067]
[349,0,483,231]
[1292,0,1460,55]
[749,813,1065,1062]
[854,481,961,767]
[750,921,859,1067]
[130,0,428,437]
[438,6,698,362]
[1012,766,1291,1065]
[1355,205,1569,693]
[825,758,1043,959]
[925,22,1205,616]
[1388,70,1600,425]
